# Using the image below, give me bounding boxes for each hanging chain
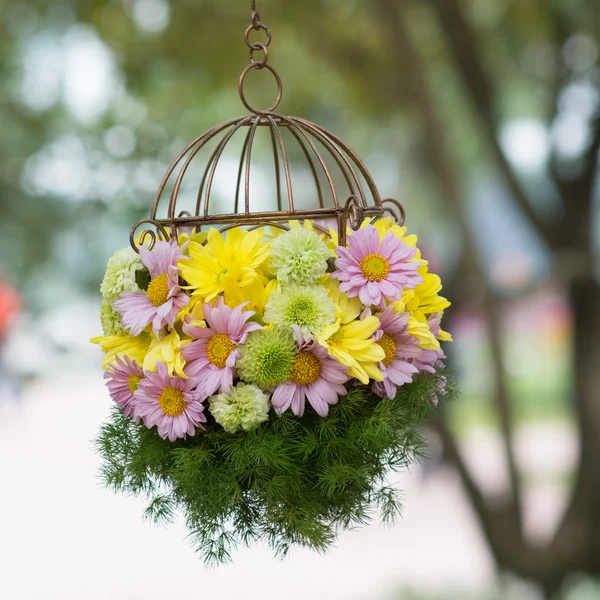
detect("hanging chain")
[251,0,260,28]
[244,0,272,69]
[238,0,282,114]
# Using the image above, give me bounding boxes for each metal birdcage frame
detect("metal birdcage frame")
[130,0,405,252]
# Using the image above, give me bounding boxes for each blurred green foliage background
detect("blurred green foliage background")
[1,0,599,598]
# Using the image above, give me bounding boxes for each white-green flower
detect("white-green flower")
[237,328,296,389]
[100,299,125,336]
[100,247,144,301]
[209,382,271,433]
[264,284,335,335]
[270,228,331,284]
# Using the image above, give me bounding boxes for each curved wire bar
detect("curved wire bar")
[156,117,242,220]
[268,121,283,211]
[290,116,369,208]
[285,125,325,208]
[243,116,263,214]
[295,117,383,207]
[282,116,357,202]
[263,115,294,212]
[149,121,228,220]
[136,111,391,251]
[381,198,406,226]
[270,113,338,209]
[130,219,171,252]
[200,115,256,217]
[234,125,254,215]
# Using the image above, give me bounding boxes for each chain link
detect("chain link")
[244,0,271,68]
[238,0,282,114]
[248,42,269,67]
[244,23,271,52]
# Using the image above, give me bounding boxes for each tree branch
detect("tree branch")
[433,415,491,530]
[583,114,600,194]
[378,0,523,531]
[426,0,560,249]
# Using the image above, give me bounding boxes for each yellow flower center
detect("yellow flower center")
[360,253,390,282]
[378,333,397,367]
[206,334,237,368]
[157,387,186,416]
[147,273,170,307]
[291,351,321,385]
[128,375,142,394]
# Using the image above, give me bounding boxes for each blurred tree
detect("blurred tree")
[373,0,600,597]
[1,0,599,596]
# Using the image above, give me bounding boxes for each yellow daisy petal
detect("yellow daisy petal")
[91,332,152,370]
[143,329,189,378]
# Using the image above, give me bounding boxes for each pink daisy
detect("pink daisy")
[182,297,262,397]
[134,360,206,441]
[272,326,349,418]
[104,355,144,418]
[331,224,423,309]
[114,239,189,337]
[372,306,422,399]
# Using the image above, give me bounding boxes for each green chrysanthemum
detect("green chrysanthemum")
[100,247,144,301]
[100,299,126,336]
[237,328,296,389]
[264,284,336,335]
[270,229,331,284]
[209,383,271,433]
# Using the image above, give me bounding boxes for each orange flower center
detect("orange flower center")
[128,375,142,394]
[158,387,186,416]
[378,333,396,367]
[147,273,170,307]
[291,351,321,385]
[359,254,390,282]
[206,334,237,368]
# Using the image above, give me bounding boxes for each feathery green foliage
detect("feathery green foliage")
[95,372,453,564]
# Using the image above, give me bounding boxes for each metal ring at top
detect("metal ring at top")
[238,62,282,114]
[244,23,271,50]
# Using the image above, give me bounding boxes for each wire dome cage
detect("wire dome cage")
[130,3,406,252]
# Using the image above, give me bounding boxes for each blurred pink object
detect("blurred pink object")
[0,279,21,340]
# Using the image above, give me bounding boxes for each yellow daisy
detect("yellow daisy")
[392,264,452,345]
[178,227,269,303]
[222,275,278,314]
[175,294,207,325]
[401,267,450,317]
[91,331,152,370]
[177,229,208,247]
[318,279,384,384]
[143,328,190,378]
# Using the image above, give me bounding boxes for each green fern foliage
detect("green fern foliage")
[95,372,452,564]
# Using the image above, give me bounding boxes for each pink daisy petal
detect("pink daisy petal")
[183,299,263,396]
[134,360,206,441]
[273,335,350,418]
[291,386,305,417]
[104,355,144,419]
[115,240,189,337]
[332,224,423,307]
[272,383,295,415]
[372,306,424,399]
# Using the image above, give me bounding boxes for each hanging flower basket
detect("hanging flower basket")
[92,2,453,564]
